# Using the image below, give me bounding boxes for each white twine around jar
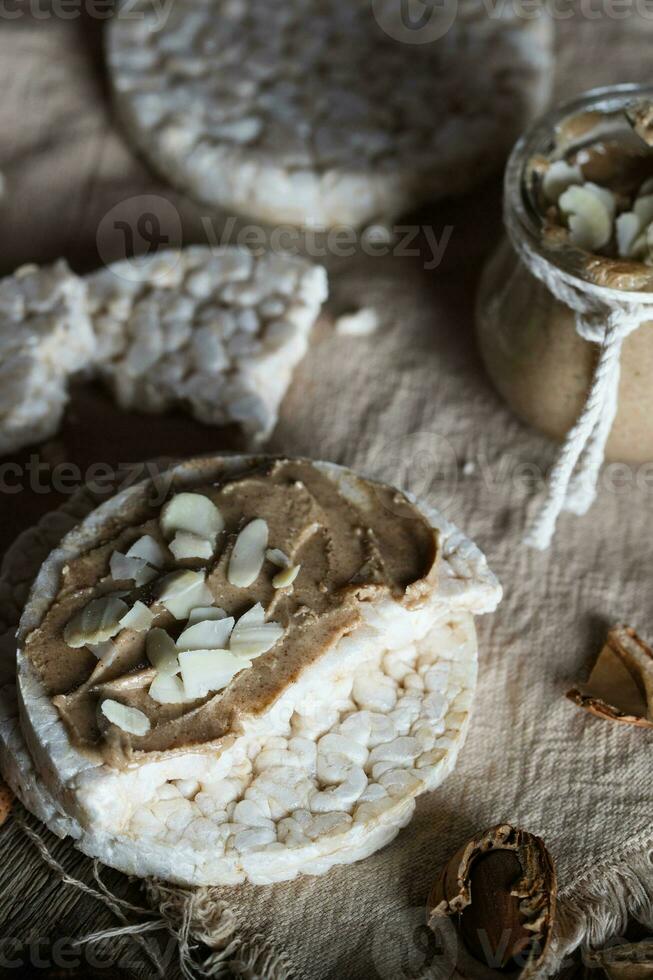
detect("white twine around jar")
[505,206,653,550]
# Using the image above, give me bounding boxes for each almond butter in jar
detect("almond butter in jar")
[477,84,653,465]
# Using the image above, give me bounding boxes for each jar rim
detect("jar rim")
[505,82,653,296]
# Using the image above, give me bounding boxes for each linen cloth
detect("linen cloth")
[0,11,652,980]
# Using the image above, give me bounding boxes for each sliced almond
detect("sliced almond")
[187,606,227,626]
[160,492,224,544]
[230,603,283,659]
[64,595,129,649]
[558,184,612,251]
[634,192,653,228]
[157,570,214,620]
[149,672,187,705]
[542,160,583,203]
[178,649,250,700]
[126,534,167,568]
[616,212,641,257]
[272,564,301,589]
[266,547,290,568]
[176,616,235,651]
[584,181,616,220]
[109,551,157,587]
[146,628,180,675]
[119,600,154,633]
[86,640,117,662]
[169,531,214,561]
[100,699,150,736]
[228,518,269,588]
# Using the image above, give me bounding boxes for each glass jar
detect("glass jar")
[476,84,653,465]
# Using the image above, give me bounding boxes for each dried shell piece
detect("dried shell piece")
[0,780,13,826]
[428,824,557,979]
[100,699,150,736]
[228,518,269,588]
[567,625,653,728]
[586,938,653,980]
[626,99,653,147]
[63,595,129,648]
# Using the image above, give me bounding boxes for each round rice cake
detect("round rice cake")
[0,261,94,457]
[87,246,328,443]
[9,455,501,885]
[106,0,554,228]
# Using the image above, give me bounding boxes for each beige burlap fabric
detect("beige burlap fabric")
[0,10,652,980]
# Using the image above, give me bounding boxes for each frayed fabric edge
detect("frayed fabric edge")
[550,841,653,972]
[13,806,295,980]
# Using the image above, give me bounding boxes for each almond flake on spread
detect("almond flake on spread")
[169,531,214,561]
[64,595,129,648]
[157,570,214,620]
[187,606,227,626]
[126,534,167,568]
[265,547,290,568]
[228,518,269,588]
[86,640,117,662]
[272,564,301,589]
[119,600,154,633]
[146,628,180,674]
[178,649,250,700]
[230,603,283,659]
[176,616,235,652]
[567,624,653,728]
[101,699,151,736]
[110,551,158,587]
[149,672,187,705]
[160,492,224,544]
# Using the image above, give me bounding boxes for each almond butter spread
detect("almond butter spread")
[23,458,439,767]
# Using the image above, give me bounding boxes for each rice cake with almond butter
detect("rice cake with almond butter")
[8,455,501,885]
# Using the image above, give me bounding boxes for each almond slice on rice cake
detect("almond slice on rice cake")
[8,455,501,885]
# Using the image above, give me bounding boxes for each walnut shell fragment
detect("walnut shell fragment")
[428,824,557,979]
[0,779,13,826]
[586,939,653,980]
[626,100,653,147]
[567,626,653,729]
